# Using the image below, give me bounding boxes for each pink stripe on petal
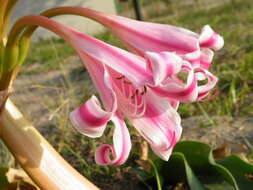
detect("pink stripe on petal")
[69,96,112,138]
[150,64,199,102]
[78,53,117,112]
[168,99,180,110]
[130,91,182,160]
[145,52,183,85]
[68,30,153,87]
[94,145,114,165]
[78,96,111,127]
[104,15,200,55]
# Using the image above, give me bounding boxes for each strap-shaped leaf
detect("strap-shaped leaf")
[217,155,253,190]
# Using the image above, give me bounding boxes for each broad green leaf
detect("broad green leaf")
[174,141,237,189]
[218,155,253,189]
[161,152,207,190]
[143,141,253,190]
[204,181,234,190]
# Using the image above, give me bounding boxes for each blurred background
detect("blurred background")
[1,0,253,189]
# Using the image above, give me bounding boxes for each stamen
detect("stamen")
[132,93,138,116]
[141,86,147,95]
[117,76,147,117]
[129,92,147,117]
[123,80,132,84]
[121,78,126,97]
[136,97,146,117]
[126,84,133,99]
[131,89,139,99]
[116,75,125,80]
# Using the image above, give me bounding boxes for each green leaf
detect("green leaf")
[161,152,207,190]
[217,155,253,189]
[144,141,253,190]
[130,167,153,190]
[130,167,151,181]
[174,141,237,189]
[204,181,235,190]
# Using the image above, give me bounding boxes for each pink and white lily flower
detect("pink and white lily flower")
[62,25,218,164]
[30,16,183,165]
[27,15,220,165]
[66,29,184,165]
[47,7,222,101]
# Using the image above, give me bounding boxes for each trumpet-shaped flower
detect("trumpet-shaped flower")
[51,8,223,70]
[61,21,217,165]
[44,8,223,99]
[25,16,219,165]
[66,30,184,165]
[94,12,223,69]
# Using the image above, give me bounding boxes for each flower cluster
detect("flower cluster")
[67,11,224,165]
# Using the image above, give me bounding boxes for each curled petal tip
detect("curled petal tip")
[69,96,111,138]
[95,115,131,166]
[196,68,218,101]
[95,144,114,165]
[199,25,224,50]
[145,51,183,86]
[151,146,173,161]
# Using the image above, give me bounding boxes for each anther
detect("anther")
[123,80,132,84]
[141,86,147,95]
[116,76,125,80]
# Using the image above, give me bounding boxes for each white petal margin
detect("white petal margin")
[69,96,112,138]
[145,51,183,86]
[199,25,224,50]
[196,68,218,101]
[95,112,131,165]
[151,146,173,161]
[150,62,198,103]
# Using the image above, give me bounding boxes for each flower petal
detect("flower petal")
[145,51,183,85]
[34,16,153,87]
[151,146,173,161]
[69,96,112,138]
[66,29,153,87]
[130,91,182,160]
[150,62,198,102]
[79,52,117,110]
[69,52,117,138]
[196,68,218,101]
[102,15,200,55]
[95,113,131,165]
[199,25,224,50]
[200,48,214,69]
